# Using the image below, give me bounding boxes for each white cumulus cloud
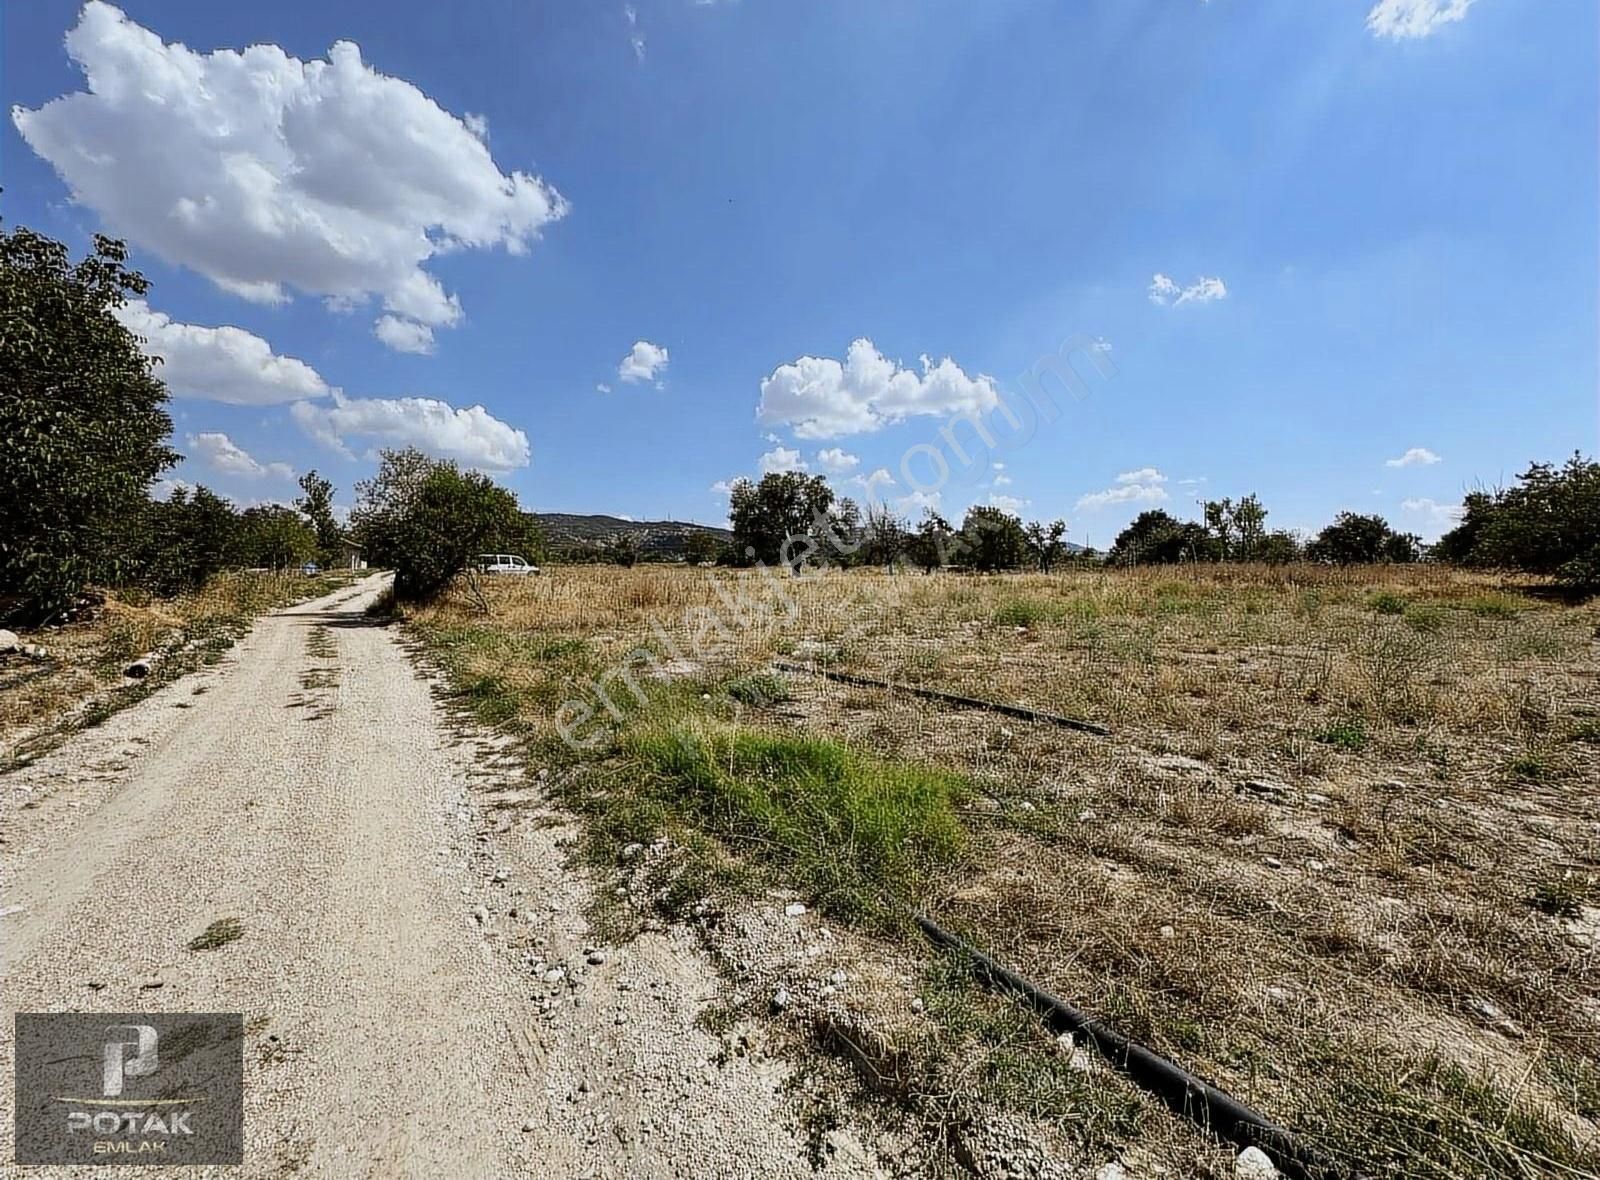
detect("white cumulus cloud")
[1385,446,1442,468]
[816,447,859,475]
[618,340,669,384]
[758,446,808,475]
[851,468,896,501]
[13,3,566,349]
[1076,467,1170,511]
[186,431,294,480]
[1401,497,1465,531]
[758,337,1000,439]
[1366,0,1473,40]
[113,299,328,405]
[1149,273,1227,307]
[291,391,530,471]
[373,315,435,355]
[987,493,1028,514]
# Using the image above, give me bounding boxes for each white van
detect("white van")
[478,554,540,575]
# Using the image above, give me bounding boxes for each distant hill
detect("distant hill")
[531,512,731,559]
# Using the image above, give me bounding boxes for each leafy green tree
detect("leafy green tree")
[1436,454,1600,587]
[296,470,342,563]
[0,225,176,621]
[908,511,958,572]
[1255,529,1303,565]
[959,506,1029,572]
[683,530,721,565]
[1204,494,1269,560]
[351,448,530,601]
[1107,510,1217,565]
[859,505,908,569]
[727,472,854,569]
[1305,512,1419,565]
[236,505,319,570]
[1024,519,1068,572]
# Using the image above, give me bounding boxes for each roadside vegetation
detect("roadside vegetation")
[409,562,1600,1178]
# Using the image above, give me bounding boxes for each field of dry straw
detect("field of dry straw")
[414,561,1599,1178]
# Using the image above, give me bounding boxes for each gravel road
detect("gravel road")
[0,576,888,1177]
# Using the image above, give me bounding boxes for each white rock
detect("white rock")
[1159,925,1176,939]
[1094,1163,1126,1180]
[1265,986,1289,1003]
[1019,800,1035,811]
[587,950,607,966]
[828,970,847,985]
[771,987,790,1011]
[1236,1145,1278,1178]
[1077,809,1097,823]
[1264,856,1283,869]
[521,1119,537,1133]
[1306,859,1326,872]
[0,629,19,652]
[492,867,510,883]
[621,843,644,860]
[784,902,807,917]
[472,905,491,925]
[910,997,924,1013]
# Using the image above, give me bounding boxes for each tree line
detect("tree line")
[721,464,1599,588]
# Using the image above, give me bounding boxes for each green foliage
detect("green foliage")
[1314,716,1369,750]
[958,505,1029,571]
[1367,591,1408,615]
[1437,455,1600,587]
[352,448,533,602]
[1107,510,1218,565]
[728,472,856,569]
[1255,529,1303,564]
[724,671,792,706]
[1203,493,1269,559]
[908,511,959,572]
[682,530,721,565]
[993,597,1065,627]
[626,723,968,916]
[1306,512,1420,565]
[1023,518,1069,571]
[858,504,909,568]
[0,225,176,621]
[295,470,342,563]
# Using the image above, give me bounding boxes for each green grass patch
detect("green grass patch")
[992,598,1065,628]
[1366,591,1408,616]
[1403,603,1448,634]
[724,671,792,707]
[1313,716,1369,751]
[1462,593,1525,620]
[1569,719,1600,745]
[624,721,968,917]
[1507,754,1552,782]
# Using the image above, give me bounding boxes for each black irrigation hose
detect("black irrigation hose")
[910,911,1359,1180]
[771,662,1111,737]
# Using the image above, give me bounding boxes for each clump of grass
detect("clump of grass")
[624,721,968,917]
[1463,593,1523,620]
[1314,715,1369,751]
[1366,591,1408,616]
[1507,754,1551,781]
[1403,603,1447,634]
[1569,719,1600,745]
[1530,872,1587,918]
[992,598,1065,628]
[188,918,244,952]
[725,671,792,707]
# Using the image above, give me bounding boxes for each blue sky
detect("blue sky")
[4,0,1595,542]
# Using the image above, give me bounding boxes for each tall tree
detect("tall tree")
[908,511,958,573]
[1108,510,1217,565]
[0,225,176,621]
[959,506,1029,572]
[1024,519,1069,572]
[727,472,853,569]
[296,470,342,563]
[1436,454,1600,587]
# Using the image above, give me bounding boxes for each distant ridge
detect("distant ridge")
[530,512,731,558]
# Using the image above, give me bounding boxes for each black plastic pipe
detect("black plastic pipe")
[911,912,1358,1180]
[772,662,1110,737]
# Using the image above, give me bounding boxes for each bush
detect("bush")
[993,598,1064,627]
[1438,454,1600,588]
[1367,591,1408,616]
[725,672,792,707]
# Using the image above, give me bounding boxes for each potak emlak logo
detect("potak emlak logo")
[14,1013,244,1165]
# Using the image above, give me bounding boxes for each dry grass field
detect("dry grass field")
[413,563,1599,1178]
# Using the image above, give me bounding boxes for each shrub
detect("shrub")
[993,598,1064,627]
[1367,591,1408,616]
[725,672,792,707]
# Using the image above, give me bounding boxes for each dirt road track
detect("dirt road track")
[0,576,887,1177]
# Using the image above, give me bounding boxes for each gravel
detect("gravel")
[0,574,886,1177]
